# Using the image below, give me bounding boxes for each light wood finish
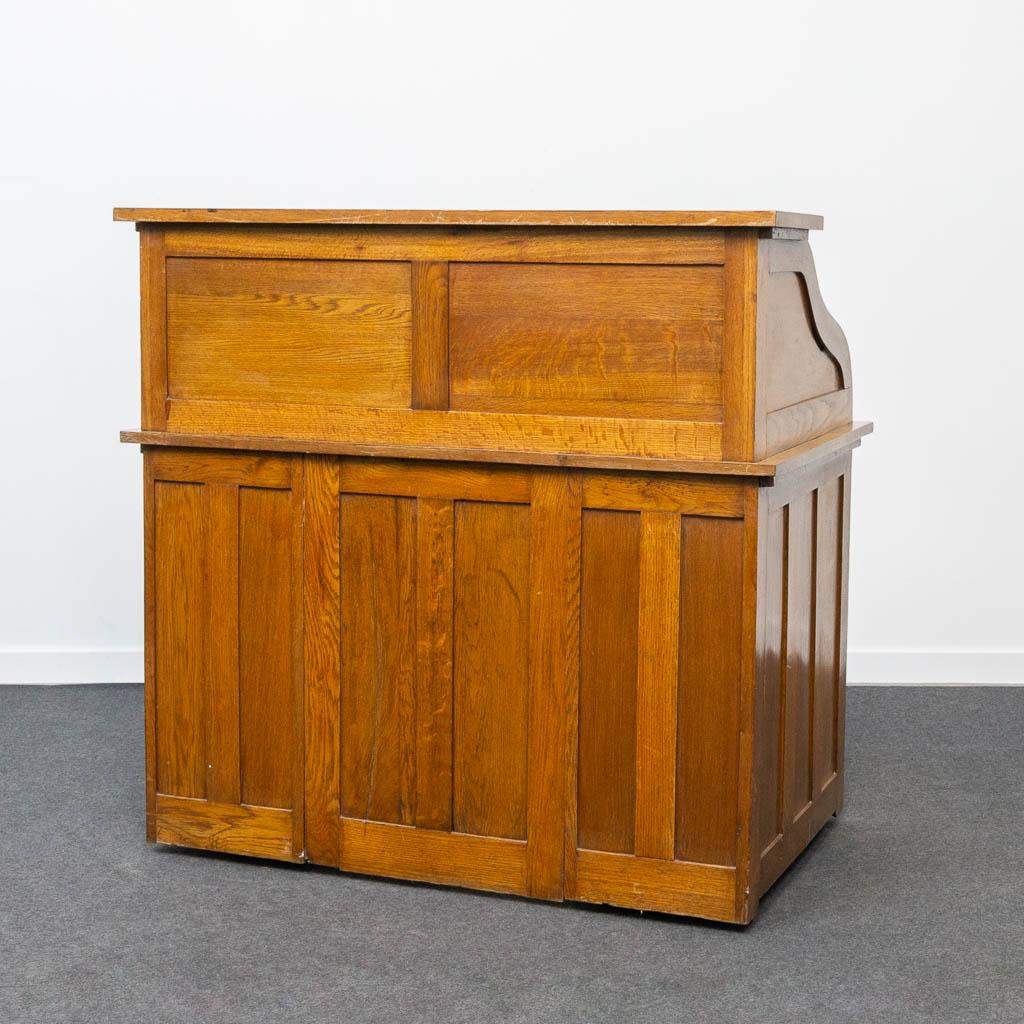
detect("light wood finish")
[123,421,872,477]
[145,451,304,859]
[115,208,823,229]
[121,209,869,923]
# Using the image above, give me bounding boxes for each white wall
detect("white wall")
[2,0,1022,684]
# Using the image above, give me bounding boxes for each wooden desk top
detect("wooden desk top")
[112,208,823,230]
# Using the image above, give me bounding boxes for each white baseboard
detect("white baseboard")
[847,649,1024,685]
[1,648,1022,686]
[0,649,144,684]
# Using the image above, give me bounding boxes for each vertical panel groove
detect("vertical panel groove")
[808,489,818,806]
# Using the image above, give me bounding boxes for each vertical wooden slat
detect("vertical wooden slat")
[756,506,786,855]
[577,510,640,855]
[289,460,306,855]
[813,477,840,793]
[721,231,758,460]
[634,511,681,860]
[143,455,157,840]
[411,261,450,410]
[834,458,853,811]
[527,470,580,899]
[205,483,240,805]
[675,516,743,867]
[303,456,341,865]
[339,495,418,825]
[453,502,531,840]
[414,497,455,830]
[140,227,168,430]
[238,487,294,809]
[154,481,206,799]
[784,492,813,825]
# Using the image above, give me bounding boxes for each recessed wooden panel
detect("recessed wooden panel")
[578,510,640,854]
[785,493,814,824]
[339,495,417,825]
[154,481,206,799]
[762,270,842,414]
[813,479,841,792]
[166,258,412,408]
[450,263,725,419]
[675,517,743,867]
[238,487,295,810]
[452,501,531,840]
[755,508,786,857]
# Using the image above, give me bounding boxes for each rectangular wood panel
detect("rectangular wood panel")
[755,508,786,856]
[452,501,531,840]
[166,258,412,408]
[238,486,295,809]
[813,479,840,792]
[578,510,640,854]
[154,481,206,799]
[339,495,417,825]
[675,517,743,866]
[785,494,814,824]
[450,263,724,420]
[411,262,449,410]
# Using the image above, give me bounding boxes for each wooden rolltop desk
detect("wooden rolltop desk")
[116,207,871,923]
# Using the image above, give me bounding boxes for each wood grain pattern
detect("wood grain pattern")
[450,263,724,420]
[160,226,726,266]
[153,481,206,799]
[116,208,824,229]
[339,819,527,895]
[339,495,418,825]
[675,517,743,867]
[140,228,167,430]
[166,258,412,408]
[813,478,840,793]
[452,501,531,840]
[721,230,759,459]
[126,422,872,478]
[634,512,682,860]
[155,795,297,862]
[527,471,580,898]
[578,510,640,854]
[205,484,240,806]
[411,262,449,410]
[414,498,455,830]
[302,456,342,865]
[238,486,294,809]
[164,399,724,463]
[574,850,737,921]
[581,473,743,517]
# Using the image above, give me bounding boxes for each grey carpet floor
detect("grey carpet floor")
[0,686,1021,1024]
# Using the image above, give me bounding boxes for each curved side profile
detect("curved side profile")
[758,239,854,458]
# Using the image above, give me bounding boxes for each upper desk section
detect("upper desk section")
[116,208,862,471]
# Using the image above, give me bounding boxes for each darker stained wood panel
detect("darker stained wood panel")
[238,486,295,810]
[153,481,207,799]
[339,494,418,825]
[578,510,641,854]
[452,501,532,841]
[675,517,743,867]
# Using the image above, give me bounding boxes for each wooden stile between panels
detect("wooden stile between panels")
[119,208,870,923]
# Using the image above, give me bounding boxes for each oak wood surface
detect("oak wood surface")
[122,208,868,922]
[115,208,824,229]
[123,421,872,477]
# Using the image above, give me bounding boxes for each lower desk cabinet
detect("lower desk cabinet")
[143,447,851,924]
